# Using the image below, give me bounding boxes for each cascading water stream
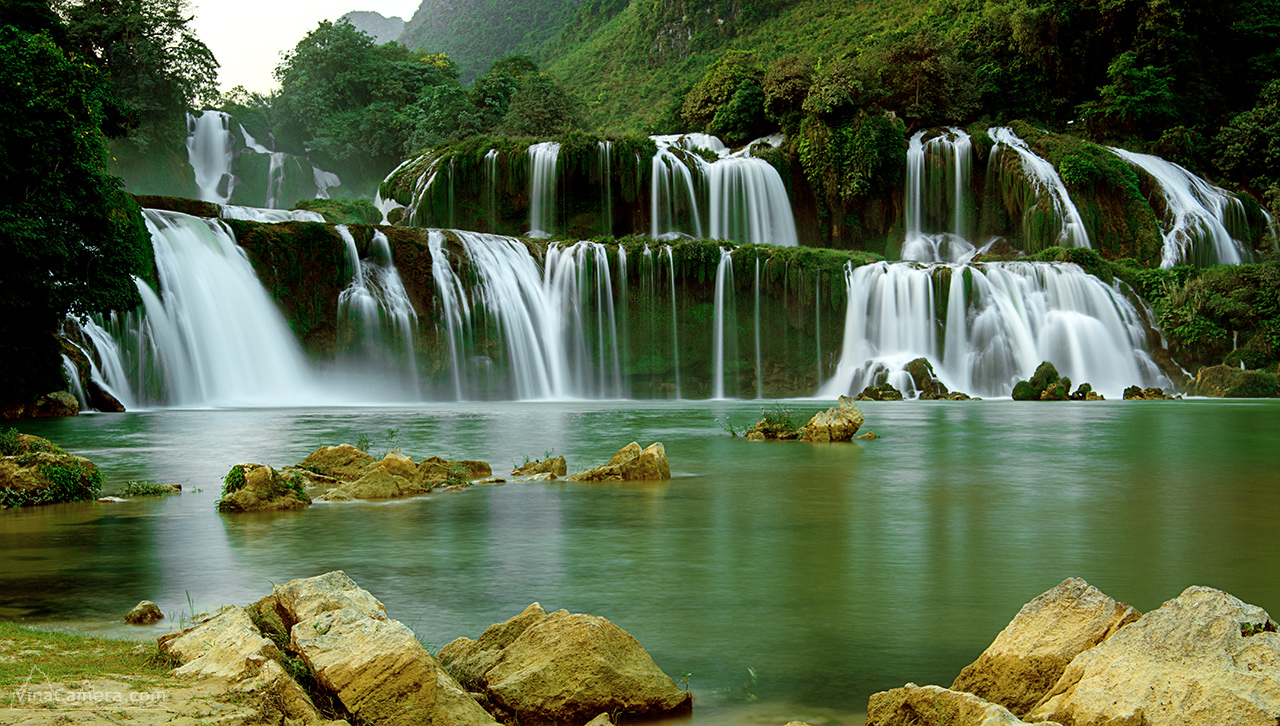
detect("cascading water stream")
[650,137,705,239]
[77,318,137,409]
[902,129,978,263]
[186,110,234,204]
[818,261,1167,399]
[61,356,87,411]
[528,142,560,238]
[127,209,328,407]
[336,225,421,392]
[1109,147,1251,268]
[711,248,735,400]
[665,246,682,399]
[599,141,613,236]
[988,127,1091,249]
[754,257,763,399]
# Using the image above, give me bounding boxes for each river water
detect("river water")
[3,399,1278,724]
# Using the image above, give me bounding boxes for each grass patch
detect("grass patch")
[0,621,177,694]
[118,481,179,497]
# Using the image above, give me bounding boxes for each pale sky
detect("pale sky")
[189,1,422,95]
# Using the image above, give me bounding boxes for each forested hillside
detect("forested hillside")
[399,0,578,81]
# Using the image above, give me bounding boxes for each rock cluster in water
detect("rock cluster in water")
[1012,362,1104,401]
[867,578,1280,726]
[0,432,102,507]
[567,442,671,481]
[156,571,689,725]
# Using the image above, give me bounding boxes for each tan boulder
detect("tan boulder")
[271,571,388,628]
[1026,585,1280,726]
[125,600,163,625]
[437,602,549,688]
[217,463,311,512]
[868,683,1062,726]
[512,456,567,477]
[416,456,493,490]
[291,606,496,726]
[567,442,671,482]
[484,609,692,723]
[342,468,414,499]
[800,395,864,442]
[157,605,319,722]
[950,577,1139,716]
[0,450,101,506]
[297,445,375,481]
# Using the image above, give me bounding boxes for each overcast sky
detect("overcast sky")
[189,1,421,95]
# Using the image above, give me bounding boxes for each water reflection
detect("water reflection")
[2,400,1278,723]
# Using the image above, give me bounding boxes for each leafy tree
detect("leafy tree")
[498,73,585,137]
[762,54,814,138]
[0,14,152,403]
[275,19,458,179]
[1216,80,1280,217]
[871,30,978,126]
[1077,51,1176,138]
[56,0,219,150]
[681,50,766,139]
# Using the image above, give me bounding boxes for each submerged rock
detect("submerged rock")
[1026,586,1280,726]
[868,683,1058,726]
[567,442,671,481]
[441,603,692,724]
[800,396,864,442]
[125,600,164,625]
[216,463,311,512]
[857,383,904,401]
[1123,385,1178,400]
[950,578,1139,716]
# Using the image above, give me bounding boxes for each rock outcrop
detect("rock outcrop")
[294,446,493,500]
[1011,361,1074,401]
[1123,385,1178,400]
[0,391,80,420]
[1026,586,1280,726]
[0,433,102,506]
[512,456,567,477]
[125,600,164,625]
[857,383,905,401]
[157,605,320,723]
[216,463,312,512]
[868,683,1060,726]
[949,578,1139,716]
[1189,365,1280,397]
[800,395,864,442]
[440,604,692,723]
[298,445,375,480]
[905,358,972,400]
[567,442,671,481]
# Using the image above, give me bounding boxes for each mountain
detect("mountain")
[339,11,406,44]
[398,0,578,82]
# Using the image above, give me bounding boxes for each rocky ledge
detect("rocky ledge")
[868,577,1280,726]
[156,571,690,726]
[0,431,102,507]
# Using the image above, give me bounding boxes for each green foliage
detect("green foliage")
[0,18,152,403]
[1224,370,1280,398]
[497,73,586,137]
[1078,52,1176,138]
[758,403,798,436]
[293,198,382,225]
[761,54,814,138]
[0,428,19,457]
[0,457,102,508]
[1216,79,1280,210]
[398,0,578,83]
[799,111,906,217]
[119,480,178,496]
[682,50,768,145]
[222,464,246,496]
[444,462,471,488]
[1152,261,1280,368]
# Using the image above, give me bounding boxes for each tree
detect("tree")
[1077,51,1176,138]
[57,0,219,149]
[681,50,769,145]
[498,73,585,137]
[762,54,815,138]
[0,13,152,403]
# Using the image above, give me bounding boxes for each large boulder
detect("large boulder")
[857,383,904,401]
[157,605,320,722]
[340,450,419,499]
[481,609,692,723]
[1011,361,1072,401]
[950,578,1139,716]
[125,600,164,625]
[513,457,567,477]
[270,571,388,627]
[1026,586,1280,726]
[0,433,102,506]
[868,683,1061,726]
[217,463,311,512]
[297,445,375,481]
[1190,365,1280,398]
[800,395,864,442]
[438,602,549,689]
[292,608,497,726]
[567,442,671,482]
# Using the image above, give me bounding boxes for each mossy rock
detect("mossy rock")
[0,433,102,507]
[857,383,904,401]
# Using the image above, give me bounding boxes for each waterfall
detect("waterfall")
[754,256,764,398]
[426,230,472,400]
[617,245,630,397]
[902,129,978,263]
[989,127,1091,249]
[424,231,624,400]
[336,226,420,391]
[61,356,88,411]
[711,248,735,400]
[528,142,560,238]
[599,141,613,236]
[485,148,500,230]
[650,137,704,239]
[665,245,682,398]
[818,261,1167,400]
[219,206,326,223]
[121,209,329,407]
[186,110,234,204]
[77,318,137,409]
[1109,147,1252,268]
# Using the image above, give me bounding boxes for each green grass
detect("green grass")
[0,621,177,695]
[118,481,179,497]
